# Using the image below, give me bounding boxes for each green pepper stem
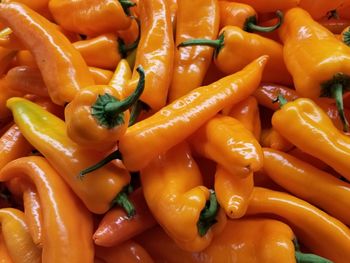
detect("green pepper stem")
[244,10,284,33]
[118,18,141,58]
[343,29,350,46]
[112,189,136,218]
[272,93,288,108]
[91,66,145,129]
[327,9,338,20]
[119,0,136,16]
[129,100,147,126]
[197,190,219,236]
[332,83,349,132]
[295,251,333,263]
[79,150,122,178]
[177,33,225,57]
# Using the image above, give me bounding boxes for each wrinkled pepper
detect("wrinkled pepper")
[279,7,350,130]
[0,156,94,262]
[94,188,156,247]
[0,2,95,105]
[95,241,154,263]
[48,0,134,36]
[6,97,132,215]
[0,208,41,263]
[223,96,261,139]
[179,26,292,86]
[247,187,350,263]
[81,56,267,174]
[65,65,144,151]
[263,147,350,225]
[190,114,263,177]
[225,0,300,13]
[127,0,174,110]
[137,218,327,263]
[272,97,350,182]
[168,0,219,101]
[219,1,283,33]
[141,142,226,252]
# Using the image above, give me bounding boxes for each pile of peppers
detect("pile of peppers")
[2,0,350,262]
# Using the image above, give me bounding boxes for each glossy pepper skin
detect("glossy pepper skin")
[272,98,350,182]
[95,241,154,263]
[127,0,174,110]
[260,128,293,152]
[0,2,95,105]
[279,7,350,130]
[6,97,131,214]
[0,208,41,263]
[137,219,302,263]
[190,115,263,178]
[179,26,292,86]
[0,156,94,262]
[94,188,156,247]
[64,62,141,151]
[141,142,226,252]
[168,0,219,101]
[48,0,133,36]
[247,187,350,263]
[115,56,268,172]
[0,124,32,170]
[263,148,350,225]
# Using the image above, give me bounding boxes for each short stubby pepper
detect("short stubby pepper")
[272,97,350,182]
[263,147,350,225]
[0,2,95,105]
[279,7,350,131]
[65,65,144,151]
[0,156,94,263]
[190,115,263,178]
[7,97,132,215]
[141,142,226,252]
[179,26,292,86]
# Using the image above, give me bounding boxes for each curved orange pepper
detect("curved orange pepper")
[0,156,94,262]
[247,187,350,263]
[0,2,95,105]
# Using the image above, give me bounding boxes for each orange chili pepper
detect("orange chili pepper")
[279,7,350,131]
[0,234,12,263]
[93,188,156,247]
[224,0,300,13]
[0,208,42,263]
[137,218,327,263]
[141,142,226,252]
[179,25,292,86]
[81,56,267,175]
[214,166,253,219]
[117,18,140,46]
[224,96,261,139]
[272,97,350,181]
[299,0,345,19]
[190,115,263,177]
[247,187,350,263]
[168,0,219,101]
[263,147,350,225]
[95,241,154,263]
[64,65,143,151]
[88,67,114,85]
[219,1,283,33]
[7,97,132,215]
[287,147,329,171]
[0,156,94,262]
[127,0,174,110]
[260,128,293,152]
[0,2,95,105]
[49,0,135,36]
